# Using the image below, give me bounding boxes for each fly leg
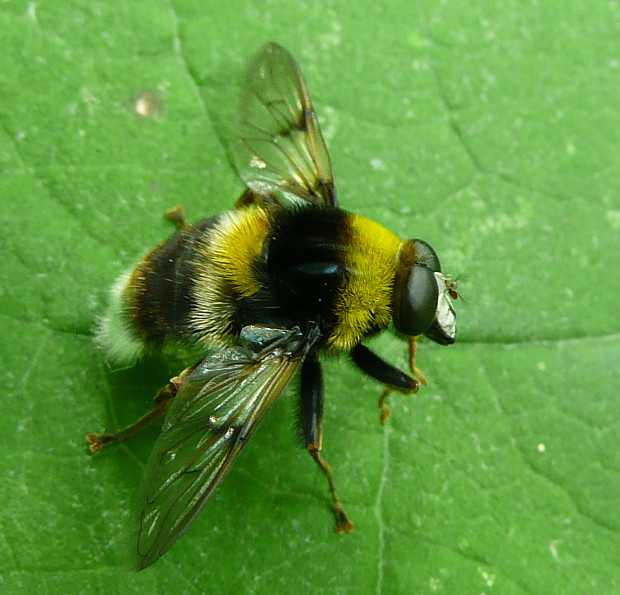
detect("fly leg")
[408,336,426,386]
[165,205,188,229]
[86,365,193,453]
[301,352,355,534]
[351,344,419,424]
[234,188,262,208]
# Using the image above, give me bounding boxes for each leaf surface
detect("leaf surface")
[1,1,618,593]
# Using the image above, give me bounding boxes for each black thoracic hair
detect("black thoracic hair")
[236,206,350,336]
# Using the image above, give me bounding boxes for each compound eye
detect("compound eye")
[393,263,439,336]
[411,239,441,272]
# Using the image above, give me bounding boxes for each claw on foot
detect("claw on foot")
[378,387,392,424]
[335,509,355,534]
[165,205,187,229]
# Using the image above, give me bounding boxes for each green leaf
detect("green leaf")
[1,1,618,593]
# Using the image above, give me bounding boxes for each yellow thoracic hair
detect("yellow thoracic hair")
[328,213,403,351]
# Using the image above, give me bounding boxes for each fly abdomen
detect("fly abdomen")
[97,217,220,363]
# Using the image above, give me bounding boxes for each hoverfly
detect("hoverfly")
[87,42,457,570]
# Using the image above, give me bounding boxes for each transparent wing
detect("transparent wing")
[233,42,338,208]
[131,326,319,570]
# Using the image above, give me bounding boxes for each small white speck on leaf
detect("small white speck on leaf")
[27,2,38,24]
[606,210,620,230]
[134,91,162,118]
[369,158,387,171]
[478,568,495,587]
